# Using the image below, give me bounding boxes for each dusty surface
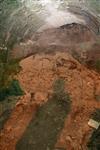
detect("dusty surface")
[0,94,38,150]
[16,90,71,150]
[0,52,100,150]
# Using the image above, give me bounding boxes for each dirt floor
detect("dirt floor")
[16,89,71,150]
[0,52,100,150]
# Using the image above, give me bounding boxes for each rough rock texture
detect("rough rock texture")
[12,23,97,59]
[0,52,100,150]
[11,23,100,71]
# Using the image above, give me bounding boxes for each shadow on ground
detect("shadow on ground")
[16,92,71,150]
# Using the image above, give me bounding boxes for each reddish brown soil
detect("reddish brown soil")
[0,94,38,150]
[0,52,100,150]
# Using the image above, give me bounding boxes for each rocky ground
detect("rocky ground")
[0,52,100,150]
[12,23,99,60]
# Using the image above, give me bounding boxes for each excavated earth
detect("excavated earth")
[0,22,100,150]
[0,52,100,150]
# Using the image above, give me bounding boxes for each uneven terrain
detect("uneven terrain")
[12,23,99,60]
[0,52,100,150]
